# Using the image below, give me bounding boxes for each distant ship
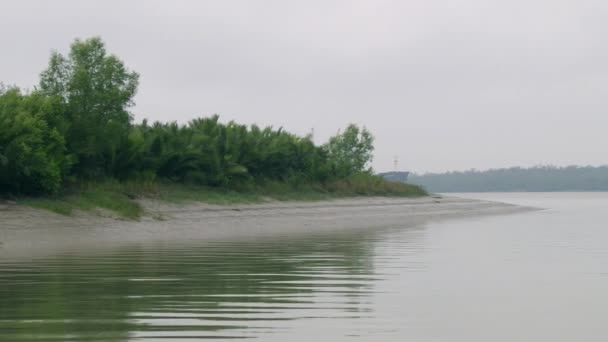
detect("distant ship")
[378,171,410,183]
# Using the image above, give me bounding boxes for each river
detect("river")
[1,193,607,341]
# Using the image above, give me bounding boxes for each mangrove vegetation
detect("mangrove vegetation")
[0,37,426,218]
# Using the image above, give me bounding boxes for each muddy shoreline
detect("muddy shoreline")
[0,196,536,259]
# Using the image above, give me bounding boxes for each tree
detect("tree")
[0,88,71,194]
[325,124,374,178]
[39,37,139,177]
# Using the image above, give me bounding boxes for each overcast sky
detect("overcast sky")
[1,0,607,173]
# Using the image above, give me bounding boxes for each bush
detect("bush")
[0,88,71,195]
[324,172,427,197]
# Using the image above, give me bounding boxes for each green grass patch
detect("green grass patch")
[20,175,427,220]
[23,187,142,220]
[23,198,80,216]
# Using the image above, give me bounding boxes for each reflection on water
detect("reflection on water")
[0,226,425,341]
[2,193,608,341]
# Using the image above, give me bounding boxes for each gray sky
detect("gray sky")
[1,0,607,173]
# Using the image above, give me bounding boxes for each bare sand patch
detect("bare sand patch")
[0,196,535,260]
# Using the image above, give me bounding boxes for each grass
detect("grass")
[23,188,143,220]
[19,175,428,220]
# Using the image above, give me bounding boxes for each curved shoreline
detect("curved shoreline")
[0,196,536,259]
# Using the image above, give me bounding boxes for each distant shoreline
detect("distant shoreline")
[415,189,608,194]
[0,196,535,260]
[409,165,608,193]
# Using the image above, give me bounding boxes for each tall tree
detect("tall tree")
[325,124,374,178]
[39,37,139,177]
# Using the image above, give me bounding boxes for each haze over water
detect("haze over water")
[1,193,607,341]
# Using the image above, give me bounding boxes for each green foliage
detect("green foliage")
[22,178,426,219]
[2,37,427,210]
[0,88,72,195]
[117,115,332,188]
[325,124,374,178]
[325,173,428,197]
[39,37,139,178]
[24,184,142,219]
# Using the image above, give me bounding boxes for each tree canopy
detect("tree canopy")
[325,124,374,178]
[1,37,405,197]
[0,88,71,194]
[39,37,139,177]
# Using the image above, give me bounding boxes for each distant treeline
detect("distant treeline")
[1,37,424,198]
[409,166,608,192]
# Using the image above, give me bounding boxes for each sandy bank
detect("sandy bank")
[0,196,535,259]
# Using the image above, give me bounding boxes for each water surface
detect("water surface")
[1,193,607,341]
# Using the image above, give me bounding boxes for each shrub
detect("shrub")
[0,88,71,194]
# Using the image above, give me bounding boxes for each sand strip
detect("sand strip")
[0,196,536,259]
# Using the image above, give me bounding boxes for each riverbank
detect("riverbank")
[17,179,428,220]
[0,196,536,260]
